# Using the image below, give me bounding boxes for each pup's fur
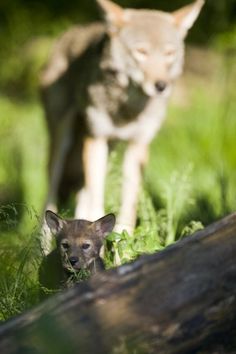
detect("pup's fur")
[39,211,115,290]
[41,0,204,254]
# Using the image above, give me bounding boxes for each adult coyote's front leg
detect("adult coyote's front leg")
[75,137,108,221]
[116,142,149,235]
[42,111,74,255]
[44,109,76,213]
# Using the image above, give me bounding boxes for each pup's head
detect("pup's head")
[45,210,116,272]
[98,0,204,97]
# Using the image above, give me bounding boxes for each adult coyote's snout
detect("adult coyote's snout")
[41,0,204,254]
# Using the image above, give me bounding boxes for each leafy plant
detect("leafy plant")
[104,172,204,268]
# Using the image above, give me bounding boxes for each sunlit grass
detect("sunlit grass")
[147,81,236,226]
[0,96,48,232]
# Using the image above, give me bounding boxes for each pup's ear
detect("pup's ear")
[172,0,204,38]
[96,0,126,31]
[45,210,65,234]
[94,213,116,239]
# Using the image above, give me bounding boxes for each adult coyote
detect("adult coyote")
[41,0,204,253]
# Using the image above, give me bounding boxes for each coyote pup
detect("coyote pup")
[41,0,204,253]
[39,211,115,289]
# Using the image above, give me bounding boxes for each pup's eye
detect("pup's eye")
[82,243,91,250]
[61,241,69,250]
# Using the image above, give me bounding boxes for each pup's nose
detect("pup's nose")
[155,81,167,93]
[69,256,79,266]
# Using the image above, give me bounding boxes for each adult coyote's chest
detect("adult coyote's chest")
[107,81,150,125]
[90,76,150,127]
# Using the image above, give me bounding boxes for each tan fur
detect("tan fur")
[40,0,204,254]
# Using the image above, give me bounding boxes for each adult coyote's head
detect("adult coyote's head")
[98,0,204,97]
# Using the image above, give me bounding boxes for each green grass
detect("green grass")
[0,208,42,320]
[0,51,236,321]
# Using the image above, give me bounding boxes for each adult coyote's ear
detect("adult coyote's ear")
[96,0,126,31]
[173,0,205,38]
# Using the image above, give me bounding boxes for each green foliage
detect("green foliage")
[0,97,47,221]
[63,259,91,288]
[215,25,236,51]
[104,177,204,268]
[0,206,42,320]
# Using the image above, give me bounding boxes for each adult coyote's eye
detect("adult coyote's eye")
[164,46,176,64]
[82,243,91,250]
[133,46,149,62]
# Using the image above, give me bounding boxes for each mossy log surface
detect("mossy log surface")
[1,213,236,354]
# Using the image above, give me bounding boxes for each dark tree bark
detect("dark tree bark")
[1,213,236,354]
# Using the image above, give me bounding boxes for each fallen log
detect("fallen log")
[1,213,236,354]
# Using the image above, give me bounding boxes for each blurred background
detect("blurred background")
[0,0,236,235]
[0,0,236,318]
